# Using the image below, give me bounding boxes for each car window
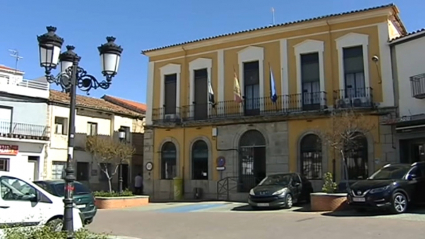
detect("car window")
[0,176,37,201]
[53,182,91,197]
[410,166,423,177]
[292,174,301,183]
[34,182,56,196]
[417,165,425,177]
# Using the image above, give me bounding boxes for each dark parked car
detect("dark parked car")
[347,162,425,214]
[248,173,314,209]
[33,180,97,224]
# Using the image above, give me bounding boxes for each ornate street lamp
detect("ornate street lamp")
[37,26,123,238]
[118,127,126,194]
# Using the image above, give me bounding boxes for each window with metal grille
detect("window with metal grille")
[0,158,9,171]
[300,134,322,180]
[161,142,177,179]
[191,140,208,180]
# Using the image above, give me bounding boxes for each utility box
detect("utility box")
[193,187,203,199]
[173,177,183,200]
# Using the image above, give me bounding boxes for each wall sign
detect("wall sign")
[216,156,226,171]
[145,162,153,171]
[0,145,18,156]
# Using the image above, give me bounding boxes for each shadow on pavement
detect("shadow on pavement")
[231,204,284,211]
[322,205,425,217]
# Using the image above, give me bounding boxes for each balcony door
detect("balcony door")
[0,107,12,134]
[194,69,208,120]
[164,74,177,120]
[343,46,366,99]
[301,53,320,110]
[243,61,260,116]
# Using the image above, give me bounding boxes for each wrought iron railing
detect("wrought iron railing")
[217,176,239,201]
[0,121,49,139]
[153,92,328,123]
[333,87,374,109]
[411,73,425,99]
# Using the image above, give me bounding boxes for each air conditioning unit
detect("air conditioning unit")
[164,114,176,121]
[335,98,350,108]
[55,124,62,134]
[351,97,369,107]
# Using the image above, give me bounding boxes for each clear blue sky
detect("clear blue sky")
[0,0,423,104]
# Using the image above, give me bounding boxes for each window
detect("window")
[164,74,177,115]
[0,158,9,171]
[76,162,89,181]
[54,117,68,135]
[0,176,36,201]
[301,53,320,108]
[99,163,111,181]
[161,142,177,179]
[0,106,12,134]
[87,122,98,136]
[343,46,365,98]
[193,69,208,120]
[51,161,66,179]
[300,134,322,180]
[243,61,260,115]
[192,140,208,180]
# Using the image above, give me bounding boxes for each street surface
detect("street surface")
[88,201,425,239]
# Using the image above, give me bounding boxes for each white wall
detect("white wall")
[0,140,45,181]
[394,36,425,117]
[45,104,134,190]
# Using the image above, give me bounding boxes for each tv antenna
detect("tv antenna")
[9,49,23,73]
[271,7,276,25]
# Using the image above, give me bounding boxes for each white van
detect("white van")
[0,172,84,237]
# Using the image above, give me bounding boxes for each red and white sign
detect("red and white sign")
[0,144,19,155]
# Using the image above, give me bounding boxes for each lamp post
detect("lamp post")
[37,26,123,238]
[118,127,126,194]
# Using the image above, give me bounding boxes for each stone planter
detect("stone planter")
[310,192,348,212]
[95,195,150,209]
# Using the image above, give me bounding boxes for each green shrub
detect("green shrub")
[3,226,108,239]
[94,188,133,197]
[322,172,337,193]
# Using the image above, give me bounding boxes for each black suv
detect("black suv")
[347,162,425,214]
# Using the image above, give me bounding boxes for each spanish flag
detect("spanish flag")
[234,71,242,103]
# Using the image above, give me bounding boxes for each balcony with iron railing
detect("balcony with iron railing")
[0,121,50,140]
[333,87,374,109]
[411,73,425,99]
[152,91,328,123]
[0,77,49,98]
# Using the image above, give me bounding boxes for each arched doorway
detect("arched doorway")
[161,142,177,179]
[238,130,266,192]
[300,134,322,180]
[344,133,368,180]
[191,140,209,180]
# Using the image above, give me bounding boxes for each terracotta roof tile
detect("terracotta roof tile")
[102,95,147,114]
[0,65,24,74]
[142,4,402,54]
[49,90,142,117]
[390,28,425,43]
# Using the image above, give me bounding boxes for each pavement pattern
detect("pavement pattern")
[88,201,425,239]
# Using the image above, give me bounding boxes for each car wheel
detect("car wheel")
[284,194,293,209]
[390,192,408,214]
[46,218,63,232]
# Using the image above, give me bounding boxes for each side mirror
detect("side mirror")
[294,182,301,187]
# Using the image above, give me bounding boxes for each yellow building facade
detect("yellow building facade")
[142,4,406,201]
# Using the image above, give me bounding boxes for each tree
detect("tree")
[86,135,135,193]
[316,110,375,185]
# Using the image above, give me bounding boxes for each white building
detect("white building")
[0,65,50,181]
[47,90,144,191]
[389,29,425,164]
